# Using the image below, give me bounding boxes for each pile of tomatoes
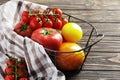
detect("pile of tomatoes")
[4,58,28,80]
[14,7,85,71]
[14,7,68,38]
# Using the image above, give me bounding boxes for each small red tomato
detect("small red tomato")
[31,9,40,15]
[38,14,44,20]
[5,67,15,74]
[31,28,63,50]
[61,17,68,28]
[5,75,15,80]
[52,7,62,18]
[17,69,28,77]
[14,22,33,37]
[30,17,42,30]
[21,11,30,24]
[6,58,16,66]
[42,18,53,28]
[19,78,28,80]
[17,60,26,68]
[53,18,62,30]
[43,9,54,21]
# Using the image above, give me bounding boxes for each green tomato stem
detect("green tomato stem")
[43,29,52,35]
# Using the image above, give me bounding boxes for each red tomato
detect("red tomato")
[14,22,33,37]
[21,11,30,24]
[42,18,53,28]
[6,58,16,66]
[31,9,40,15]
[31,28,63,50]
[53,18,62,30]
[43,9,54,21]
[17,60,26,68]
[17,69,28,77]
[5,67,15,74]
[19,78,28,80]
[38,14,44,20]
[5,75,15,80]
[30,17,42,30]
[61,17,68,28]
[52,7,62,18]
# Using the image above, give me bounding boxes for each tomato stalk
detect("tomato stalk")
[20,25,28,31]
[43,29,52,35]
[37,18,41,23]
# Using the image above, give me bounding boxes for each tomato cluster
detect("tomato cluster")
[4,58,28,80]
[14,7,68,38]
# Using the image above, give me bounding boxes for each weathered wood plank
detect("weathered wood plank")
[63,10,120,22]
[77,23,120,35]
[92,23,120,36]
[68,71,120,80]
[27,0,120,10]
[2,1,120,22]
[83,52,120,70]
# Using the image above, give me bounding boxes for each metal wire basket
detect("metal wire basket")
[45,12,104,77]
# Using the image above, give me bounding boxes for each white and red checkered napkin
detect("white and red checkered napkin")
[0,0,65,80]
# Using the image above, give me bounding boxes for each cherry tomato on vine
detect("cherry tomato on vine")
[52,7,62,18]
[5,67,15,74]
[30,17,42,30]
[21,11,30,24]
[5,75,15,80]
[53,18,62,30]
[61,17,68,28]
[42,18,53,28]
[14,22,33,37]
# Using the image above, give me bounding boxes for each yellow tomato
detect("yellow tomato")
[56,42,85,71]
[61,22,83,42]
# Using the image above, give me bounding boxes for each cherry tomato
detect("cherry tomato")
[17,68,28,77]
[19,78,28,80]
[52,7,62,18]
[42,18,53,28]
[31,28,63,50]
[31,9,41,15]
[5,75,15,80]
[5,67,15,74]
[14,22,33,37]
[56,42,85,71]
[30,17,42,30]
[43,9,54,21]
[53,18,62,30]
[17,60,26,68]
[6,58,16,66]
[61,17,68,29]
[21,11,30,24]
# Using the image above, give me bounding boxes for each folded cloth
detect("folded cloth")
[0,0,65,80]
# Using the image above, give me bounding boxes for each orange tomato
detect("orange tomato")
[61,22,83,42]
[56,42,85,71]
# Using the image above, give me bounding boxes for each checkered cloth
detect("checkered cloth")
[0,0,65,80]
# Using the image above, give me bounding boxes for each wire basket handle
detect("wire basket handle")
[85,34,104,50]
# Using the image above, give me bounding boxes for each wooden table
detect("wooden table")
[1,0,120,80]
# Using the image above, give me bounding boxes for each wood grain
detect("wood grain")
[1,0,120,80]
[27,0,120,10]
[68,71,120,80]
